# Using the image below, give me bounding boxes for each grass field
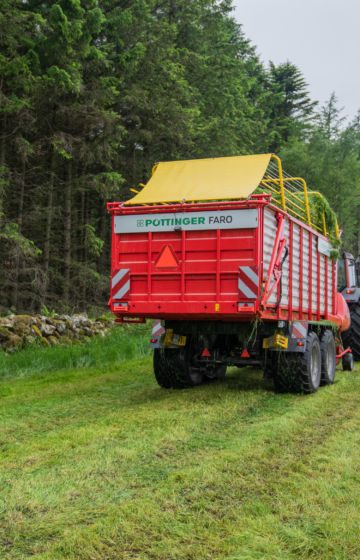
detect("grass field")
[1,327,360,560]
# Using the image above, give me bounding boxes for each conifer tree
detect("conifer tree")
[267,61,318,150]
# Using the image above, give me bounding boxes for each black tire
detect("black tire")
[272,352,302,393]
[273,331,322,394]
[215,363,227,380]
[320,329,336,385]
[153,347,203,389]
[342,303,360,360]
[204,363,227,381]
[342,352,354,371]
[153,348,173,388]
[263,351,280,379]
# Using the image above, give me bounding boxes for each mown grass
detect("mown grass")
[0,328,360,559]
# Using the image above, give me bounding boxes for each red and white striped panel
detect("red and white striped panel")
[291,321,308,339]
[238,266,259,300]
[151,320,165,338]
[111,268,130,300]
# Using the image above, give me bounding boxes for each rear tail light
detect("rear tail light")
[113,302,129,311]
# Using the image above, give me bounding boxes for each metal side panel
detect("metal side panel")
[302,230,309,310]
[263,208,277,306]
[280,220,289,306]
[263,208,289,307]
[299,229,332,318]
[328,259,333,313]
[262,210,334,319]
[319,255,326,314]
[292,224,300,308]
[311,234,318,314]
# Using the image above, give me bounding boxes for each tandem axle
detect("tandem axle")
[150,319,353,392]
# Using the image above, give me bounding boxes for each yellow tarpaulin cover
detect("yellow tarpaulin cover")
[125,153,272,205]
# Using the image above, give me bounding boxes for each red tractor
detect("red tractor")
[341,253,360,361]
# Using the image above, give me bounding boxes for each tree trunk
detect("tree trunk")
[99,205,108,275]
[43,153,55,304]
[82,191,88,305]
[12,160,26,309]
[0,114,7,229]
[63,160,72,305]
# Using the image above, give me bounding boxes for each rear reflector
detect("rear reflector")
[113,302,129,310]
[155,245,179,268]
[238,303,255,313]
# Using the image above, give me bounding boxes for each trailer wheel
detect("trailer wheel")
[264,351,280,379]
[342,303,360,360]
[342,352,354,371]
[214,363,227,380]
[204,363,227,381]
[273,332,322,394]
[153,347,203,389]
[153,348,174,388]
[320,329,336,385]
[272,353,301,393]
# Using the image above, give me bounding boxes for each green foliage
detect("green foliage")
[0,1,359,313]
[90,171,125,199]
[307,191,339,246]
[264,62,318,151]
[0,223,41,258]
[84,224,104,257]
[281,96,360,254]
[40,305,58,318]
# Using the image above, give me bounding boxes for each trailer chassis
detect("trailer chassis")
[151,317,353,392]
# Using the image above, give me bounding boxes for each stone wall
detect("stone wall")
[0,314,113,352]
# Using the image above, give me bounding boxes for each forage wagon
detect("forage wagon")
[108,154,354,393]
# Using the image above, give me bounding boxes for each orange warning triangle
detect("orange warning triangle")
[155,245,179,268]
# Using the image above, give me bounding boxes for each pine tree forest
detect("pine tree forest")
[1,0,359,313]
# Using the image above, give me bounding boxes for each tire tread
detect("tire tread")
[342,304,360,360]
[273,331,321,394]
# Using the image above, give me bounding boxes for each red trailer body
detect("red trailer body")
[108,196,347,330]
[107,153,354,392]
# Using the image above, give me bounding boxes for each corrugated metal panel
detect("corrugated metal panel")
[292,224,300,308]
[263,209,278,305]
[328,259,333,313]
[263,209,277,269]
[280,220,289,306]
[263,208,332,319]
[302,230,309,310]
[263,208,289,306]
[320,255,326,314]
[312,234,318,314]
